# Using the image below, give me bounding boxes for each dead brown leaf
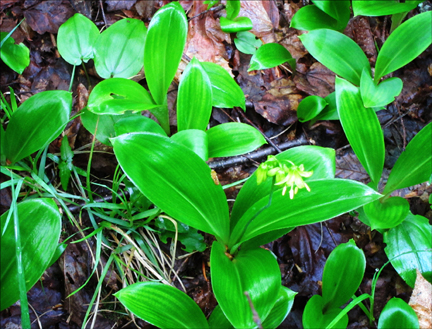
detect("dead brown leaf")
[344,16,377,65]
[409,269,432,329]
[238,0,277,43]
[294,62,335,98]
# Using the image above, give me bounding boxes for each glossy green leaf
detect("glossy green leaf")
[377,298,419,329]
[297,95,328,122]
[112,133,230,242]
[220,16,253,33]
[249,43,295,72]
[208,305,234,329]
[207,122,266,158]
[1,199,61,310]
[145,2,187,105]
[5,90,72,164]
[81,109,140,145]
[322,239,366,311]
[315,92,338,120]
[241,228,295,251]
[363,196,410,230]
[225,0,240,20]
[0,32,30,74]
[201,61,246,110]
[303,295,348,329]
[171,129,208,161]
[59,135,73,190]
[383,122,432,194]
[375,11,432,82]
[353,1,423,16]
[115,282,208,329]
[204,0,219,11]
[291,5,340,31]
[360,69,403,108]
[234,31,262,55]
[230,179,381,247]
[262,286,297,329]
[177,58,213,131]
[87,78,157,115]
[231,145,336,229]
[210,242,280,328]
[57,13,99,65]
[114,115,167,137]
[94,18,146,79]
[311,0,351,25]
[0,125,6,164]
[384,213,432,287]
[336,77,384,186]
[299,29,370,86]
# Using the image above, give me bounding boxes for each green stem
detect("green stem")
[325,294,371,329]
[68,65,76,93]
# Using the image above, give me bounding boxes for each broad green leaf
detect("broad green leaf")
[94,18,146,79]
[87,78,157,115]
[377,298,419,329]
[363,196,409,230]
[111,133,230,242]
[303,295,348,329]
[299,29,370,86]
[81,109,140,145]
[383,122,432,194]
[290,5,340,31]
[0,125,5,164]
[322,239,366,311]
[225,0,240,20]
[262,286,297,329]
[353,1,423,16]
[114,115,167,137]
[204,0,219,11]
[171,129,208,161]
[315,92,338,120]
[201,61,246,110]
[57,13,99,65]
[0,32,30,74]
[177,58,213,131]
[5,90,72,164]
[208,305,234,329]
[207,122,266,158]
[115,282,209,329]
[311,0,351,26]
[241,228,294,251]
[220,16,253,33]
[360,69,403,108]
[297,95,328,122]
[234,31,262,55]
[230,146,336,229]
[59,135,73,190]
[374,11,432,82]
[145,2,187,105]
[210,242,280,328]
[336,77,384,186]
[384,213,432,287]
[1,199,61,310]
[249,43,295,72]
[229,179,381,247]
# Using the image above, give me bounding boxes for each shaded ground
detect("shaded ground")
[1,1,431,328]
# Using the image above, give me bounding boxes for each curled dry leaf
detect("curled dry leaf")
[409,269,432,329]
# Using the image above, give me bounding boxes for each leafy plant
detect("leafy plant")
[0,23,30,74]
[219,0,253,33]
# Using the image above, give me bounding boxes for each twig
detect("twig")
[188,4,225,21]
[244,291,263,329]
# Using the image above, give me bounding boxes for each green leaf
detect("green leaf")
[249,43,295,72]
[204,0,219,11]
[57,13,99,65]
[220,16,253,33]
[303,295,348,329]
[234,31,262,55]
[374,11,432,83]
[262,286,297,329]
[299,29,370,86]
[1,199,61,310]
[384,213,432,287]
[201,61,246,110]
[336,77,384,187]
[111,133,230,242]
[225,0,240,20]
[383,122,432,194]
[210,242,281,328]
[94,18,146,79]
[0,32,30,74]
[0,125,6,164]
[177,58,213,131]
[290,5,340,31]
[145,2,187,105]
[171,129,209,161]
[114,282,209,329]
[377,298,419,329]
[4,90,72,164]
[207,122,266,158]
[231,146,336,229]
[297,95,328,122]
[363,196,410,230]
[114,115,167,137]
[230,179,381,247]
[353,1,423,16]
[87,78,157,115]
[208,305,234,329]
[360,69,403,108]
[322,239,366,311]
[311,0,351,26]
[315,92,338,121]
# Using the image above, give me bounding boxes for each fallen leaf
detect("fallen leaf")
[344,16,377,65]
[238,0,276,43]
[105,0,137,12]
[24,0,74,34]
[409,269,432,329]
